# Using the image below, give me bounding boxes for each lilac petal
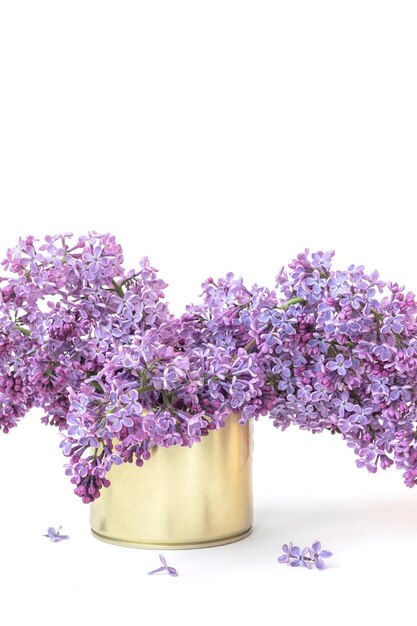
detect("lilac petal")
[43,526,69,541]
[277,554,288,563]
[167,566,178,576]
[51,534,69,542]
[319,550,332,558]
[290,560,301,567]
[311,540,321,553]
[148,554,178,576]
[147,567,166,575]
[315,557,326,570]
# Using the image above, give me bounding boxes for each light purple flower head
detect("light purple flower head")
[2,238,417,503]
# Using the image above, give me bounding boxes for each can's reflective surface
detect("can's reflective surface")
[90,414,253,549]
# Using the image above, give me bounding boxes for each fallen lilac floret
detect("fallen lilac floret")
[310,540,333,570]
[43,526,69,542]
[148,554,178,577]
[278,540,332,570]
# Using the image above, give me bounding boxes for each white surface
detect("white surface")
[1,2,417,624]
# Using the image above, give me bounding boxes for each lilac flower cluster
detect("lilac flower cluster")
[2,234,417,502]
[0,233,267,502]
[187,249,417,490]
[278,540,332,569]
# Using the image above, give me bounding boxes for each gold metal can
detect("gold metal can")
[90,413,253,549]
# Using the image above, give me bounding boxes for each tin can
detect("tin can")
[90,413,253,549]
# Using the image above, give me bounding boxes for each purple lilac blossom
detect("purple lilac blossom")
[0,234,272,501]
[277,540,332,570]
[2,236,417,501]
[310,540,333,569]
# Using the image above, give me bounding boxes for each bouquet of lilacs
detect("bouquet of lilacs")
[0,233,266,502]
[1,233,417,503]
[194,251,417,488]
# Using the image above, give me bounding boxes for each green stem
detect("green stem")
[14,324,30,336]
[136,385,154,394]
[111,279,124,299]
[393,332,404,347]
[370,308,383,322]
[278,297,306,311]
[86,379,105,394]
[327,345,338,358]
[161,390,171,409]
[370,308,382,340]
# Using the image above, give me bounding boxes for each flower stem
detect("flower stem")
[111,279,124,299]
[136,385,154,394]
[278,297,306,311]
[244,338,257,352]
[14,324,30,336]
[86,379,105,394]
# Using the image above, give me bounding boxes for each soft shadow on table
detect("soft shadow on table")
[245,497,417,553]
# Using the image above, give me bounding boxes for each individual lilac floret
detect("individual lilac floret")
[277,542,297,564]
[290,545,312,568]
[43,526,69,542]
[278,540,332,570]
[327,354,352,376]
[310,540,333,569]
[147,554,178,577]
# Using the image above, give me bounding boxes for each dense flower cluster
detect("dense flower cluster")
[260,252,417,488]
[1,233,417,502]
[181,250,417,491]
[0,233,268,501]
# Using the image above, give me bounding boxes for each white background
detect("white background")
[1,2,417,624]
